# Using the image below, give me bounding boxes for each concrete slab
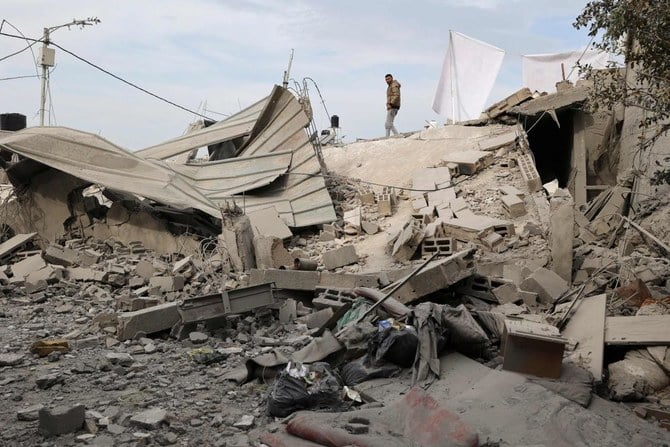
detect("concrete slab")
[322,245,358,270]
[563,294,606,382]
[117,302,180,341]
[520,267,569,304]
[11,254,47,279]
[247,206,293,240]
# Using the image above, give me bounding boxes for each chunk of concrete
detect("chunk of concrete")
[149,275,185,292]
[43,244,79,267]
[134,260,155,280]
[247,206,293,240]
[520,267,569,304]
[130,408,168,430]
[117,302,180,341]
[11,254,47,279]
[254,236,292,269]
[322,245,359,270]
[550,189,574,282]
[38,404,85,436]
[500,194,526,218]
[492,282,522,304]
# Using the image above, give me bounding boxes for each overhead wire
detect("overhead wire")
[0,23,40,76]
[0,30,215,121]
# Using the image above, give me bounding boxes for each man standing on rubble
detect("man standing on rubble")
[385,73,401,137]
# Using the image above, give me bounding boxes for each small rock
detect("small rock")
[189,332,209,344]
[105,352,134,366]
[144,343,157,354]
[38,404,85,436]
[130,407,168,430]
[156,432,179,445]
[0,353,25,366]
[76,433,96,443]
[233,414,255,429]
[36,373,65,389]
[17,404,44,421]
[106,423,125,435]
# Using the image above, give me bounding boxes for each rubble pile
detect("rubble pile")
[1,83,669,445]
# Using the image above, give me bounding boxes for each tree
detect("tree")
[574,0,670,184]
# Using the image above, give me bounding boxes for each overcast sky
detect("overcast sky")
[1,0,593,150]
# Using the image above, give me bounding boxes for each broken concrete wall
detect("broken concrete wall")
[618,65,670,210]
[1,169,203,256]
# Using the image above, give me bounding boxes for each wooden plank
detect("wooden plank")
[605,315,670,345]
[562,294,606,381]
[0,232,37,262]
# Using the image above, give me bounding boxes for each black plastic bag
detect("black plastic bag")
[266,362,342,418]
[367,326,418,368]
[341,355,400,386]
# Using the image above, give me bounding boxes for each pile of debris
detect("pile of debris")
[0,82,669,446]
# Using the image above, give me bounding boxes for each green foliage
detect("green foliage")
[574,0,670,184]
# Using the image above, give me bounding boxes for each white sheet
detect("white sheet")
[522,50,609,94]
[433,31,505,122]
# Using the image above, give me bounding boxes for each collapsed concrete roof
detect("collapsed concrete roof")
[508,83,589,117]
[0,85,336,228]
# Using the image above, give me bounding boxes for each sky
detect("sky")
[0,0,595,150]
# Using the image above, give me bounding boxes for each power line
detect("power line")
[0,74,40,81]
[48,40,214,121]
[0,30,215,121]
[0,39,40,62]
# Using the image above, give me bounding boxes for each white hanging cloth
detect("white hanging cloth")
[432,30,505,123]
[522,50,609,94]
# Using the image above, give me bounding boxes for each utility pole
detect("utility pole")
[282,49,294,89]
[38,17,100,126]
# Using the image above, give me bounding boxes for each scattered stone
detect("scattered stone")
[17,404,45,421]
[105,352,134,366]
[188,332,209,344]
[130,408,168,430]
[36,373,65,389]
[0,352,25,366]
[233,414,255,429]
[38,404,85,436]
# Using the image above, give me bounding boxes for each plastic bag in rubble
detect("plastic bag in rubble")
[367,319,418,368]
[335,299,371,332]
[266,361,343,418]
[442,304,490,357]
[341,355,401,386]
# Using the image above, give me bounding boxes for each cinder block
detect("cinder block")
[68,267,106,282]
[412,196,428,211]
[421,237,455,257]
[498,185,525,198]
[319,272,379,289]
[480,232,504,250]
[117,302,180,341]
[493,282,522,304]
[516,151,542,192]
[501,194,526,218]
[520,267,569,304]
[357,190,376,205]
[378,194,392,216]
[322,245,358,270]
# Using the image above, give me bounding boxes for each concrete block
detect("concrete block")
[11,254,47,279]
[343,207,362,229]
[297,308,335,329]
[441,150,494,175]
[117,302,180,341]
[516,150,542,192]
[445,162,460,177]
[254,236,292,269]
[249,269,320,291]
[25,265,56,286]
[492,282,522,304]
[480,232,504,250]
[520,267,569,304]
[421,237,455,257]
[391,219,424,261]
[427,188,456,207]
[412,196,428,211]
[68,267,106,282]
[134,261,155,280]
[78,249,102,267]
[450,197,469,213]
[390,249,476,304]
[550,189,574,282]
[279,299,297,324]
[247,206,293,240]
[43,245,79,267]
[502,264,532,286]
[319,272,379,289]
[319,230,336,242]
[38,404,85,436]
[149,275,185,292]
[498,185,525,198]
[501,194,526,218]
[378,194,392,216]
[357,189,376,205]
[322,245,358,270]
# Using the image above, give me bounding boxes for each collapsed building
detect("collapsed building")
[0,77,669,446]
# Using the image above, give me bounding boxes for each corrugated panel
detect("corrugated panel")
[0,127,221,216]
[169,150,293,200]
[235,86,335,227]
[135,94,270,160]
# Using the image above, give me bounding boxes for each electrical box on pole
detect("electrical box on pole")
[38,47,55,67]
